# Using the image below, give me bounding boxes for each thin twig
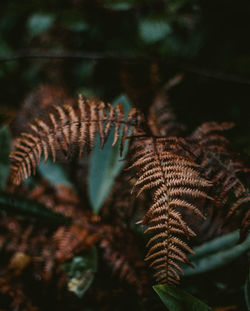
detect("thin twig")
[0,50,149,63]
[1,50,250,85]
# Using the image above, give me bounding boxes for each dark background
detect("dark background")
[0,0,250,155]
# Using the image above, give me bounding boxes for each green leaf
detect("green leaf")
[183,231,250,276]
[62,248,98,298]
[0,38,12,58]
[105,2,134,11]
[153,284,214,311]
[0,126,11,190]
[27,13,55,36]
[190,231,240,259]
[245,268,250,311]
[139,18,172,44]
[88,95,132,213]
[38,158,74,189]
[61,12,88,32]
[0,191,71,225]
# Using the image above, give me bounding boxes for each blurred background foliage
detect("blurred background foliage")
[0,0,250,154]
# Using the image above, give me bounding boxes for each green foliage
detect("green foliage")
[0,125,11,190]
[183,231,250,276]
[62,248,98,298]
[190,231,240,258]
[0,191,71,225]
[27,12,55,36]
[88,95,131,213]
[139,18,172,44]
[38,158,74,189]
[245,267,250,311]
[0,38,12,58]
[60,11,88,32]
[105,2,134,11]
[153,284,213,311]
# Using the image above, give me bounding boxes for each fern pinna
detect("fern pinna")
[9,95,249,286]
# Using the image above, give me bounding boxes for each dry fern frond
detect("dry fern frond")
[12,85,75,136]
[130,137,212,285]
[10,95,141,185]
[148,74,185,137]
[100,225,149,297]
[239,209,250,242]
[189,122,250,220]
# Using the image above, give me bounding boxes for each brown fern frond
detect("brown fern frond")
[100,225,149,297]
[9,96,141,185]
[148,74,185,137]
[53,223,99,264]
[190,121,234,138]
[130,137,212,285]
[188,122,250,221]
[239,209,250,242]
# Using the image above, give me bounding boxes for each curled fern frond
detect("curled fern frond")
[130,137,212,285]
[10,96,141,185]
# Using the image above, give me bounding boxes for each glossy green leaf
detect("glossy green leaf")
[0,191,71,225]
[139,18,172,44]
[27,12,55,36]
[0,126,11,190]
[153,284,213,311]
[62,248,98,298]
[190,231,240,259]
[38,158,74,189]
[183,231,250,276]
[88,95,131,213]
